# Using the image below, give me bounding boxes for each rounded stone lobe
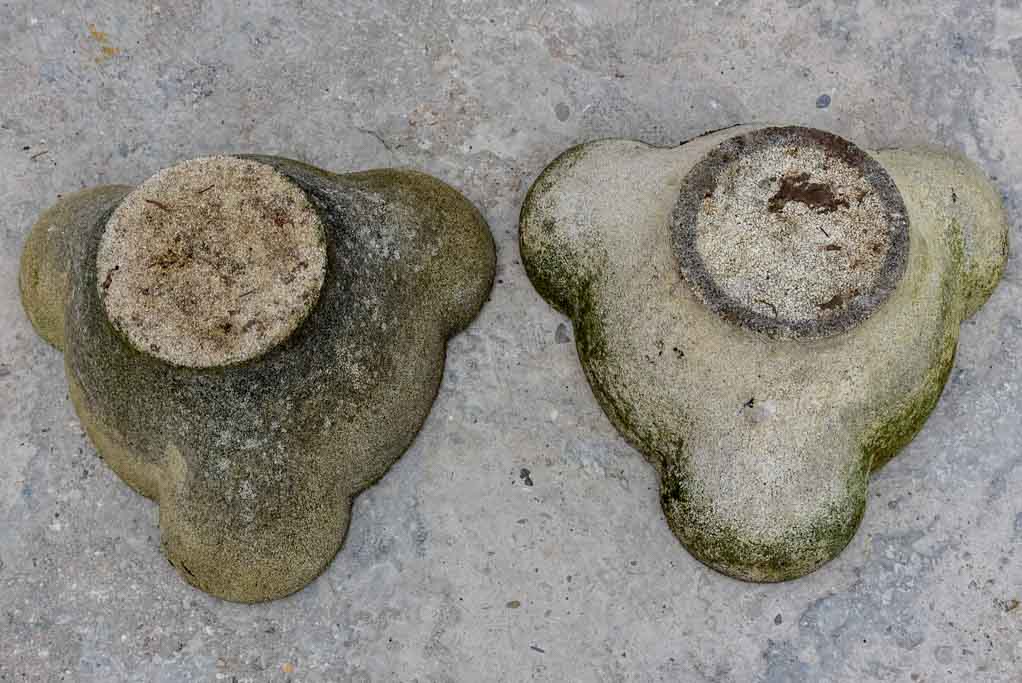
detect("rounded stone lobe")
[96,156,327,367]
[672,126,909,338]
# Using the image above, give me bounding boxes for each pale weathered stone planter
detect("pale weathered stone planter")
[520,125,1008,581]
[20,155,495,602]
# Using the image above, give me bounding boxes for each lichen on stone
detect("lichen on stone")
[519,125,1008,582]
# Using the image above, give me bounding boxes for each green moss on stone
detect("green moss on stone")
[19,186,133,350]
[660,455,869,582]
[863,214,965,471]
[519,144,591,316]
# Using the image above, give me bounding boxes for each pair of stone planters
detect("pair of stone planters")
[20,125,1008,602]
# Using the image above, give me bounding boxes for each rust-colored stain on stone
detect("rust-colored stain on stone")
[88,23,120,62]
[767,172,851,214]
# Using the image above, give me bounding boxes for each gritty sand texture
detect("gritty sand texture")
[97,156,327,367]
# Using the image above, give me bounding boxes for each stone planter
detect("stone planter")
[20,155,495,602]
[520,125,1008,581]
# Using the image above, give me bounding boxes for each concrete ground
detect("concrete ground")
[1,1,1020,681]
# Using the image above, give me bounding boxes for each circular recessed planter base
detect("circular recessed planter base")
[672,126,909,339]
[97,156,327,367]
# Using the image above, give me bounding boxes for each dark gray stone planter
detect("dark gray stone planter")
[20,155,495,602]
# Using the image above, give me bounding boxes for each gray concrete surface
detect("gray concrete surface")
[0,1,1019,681]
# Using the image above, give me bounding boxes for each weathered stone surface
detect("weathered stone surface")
[519,125,1008,582]
[97,156,328,368]
[19,155,495,602]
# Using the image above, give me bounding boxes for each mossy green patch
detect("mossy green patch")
[519,143,592,316]
[660,454,869,582]
[19,186,133,350]
[863,214,965,471]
